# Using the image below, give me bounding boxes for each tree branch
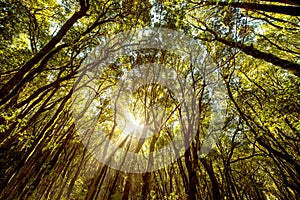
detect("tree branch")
[0,0,89,105]
[191,1,300,16]
[216,37,300,77]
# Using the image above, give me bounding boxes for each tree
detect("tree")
[1,0,299,199]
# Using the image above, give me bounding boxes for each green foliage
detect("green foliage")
[1,0,300,199]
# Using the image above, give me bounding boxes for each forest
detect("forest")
[0,0,300,199]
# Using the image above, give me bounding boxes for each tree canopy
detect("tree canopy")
[0,0,299,199]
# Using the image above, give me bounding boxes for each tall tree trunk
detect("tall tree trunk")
[200,158,221,200]
[184,148,197,200]
[122,174,131,200]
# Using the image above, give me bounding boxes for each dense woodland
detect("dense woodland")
[0,0,300,199]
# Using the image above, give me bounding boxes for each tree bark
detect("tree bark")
[261,0,300,6]
[122,174,131,200]
[197,1,300,16]
[200,158,221,200]
[184,148,197,200]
